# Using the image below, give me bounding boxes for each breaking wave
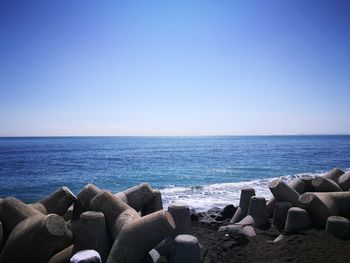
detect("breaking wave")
[159,169,349,212]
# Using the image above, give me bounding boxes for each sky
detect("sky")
[0,0,350,136]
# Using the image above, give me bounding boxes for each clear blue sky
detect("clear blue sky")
[1,0,350,136]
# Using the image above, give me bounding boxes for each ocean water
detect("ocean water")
[0,136,350,211]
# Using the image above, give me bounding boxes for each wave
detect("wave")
[159,169,350,212]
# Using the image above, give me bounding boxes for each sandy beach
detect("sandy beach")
[192,210,350,263]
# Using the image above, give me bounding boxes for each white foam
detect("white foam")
[159,169,349,212]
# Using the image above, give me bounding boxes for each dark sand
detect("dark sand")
[192,219,350,263]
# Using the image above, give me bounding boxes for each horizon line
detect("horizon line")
[1,133,350,138]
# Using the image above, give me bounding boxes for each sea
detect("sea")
[0,136,349,211]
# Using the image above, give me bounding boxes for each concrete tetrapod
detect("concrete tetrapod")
[231,188,255,223]
[0,214,73,263]
[64,205,74,222]
[288,179,307,195]
[90,190,139,241]
[323,168,344,183]
[30,202,47,214]
[284,207,311,232]
[301,177,315,192]
[247,197,269,227]
[75,183,160,219]
[168,203,192,236]
[148,249,160,262]
[0,221,3,250]
[141,190,163,216]
[142,249,161,263]
[326,216,350,240]
[269,179,301,207]
[115,183,156,212]
[338,172,350,191]
[272,201,292,231]
[169,234,201,263]
[73,211,110,263]
[299,192,350,227]
[48,245,74,263]
[72,184,102,220]
[154,237,173,257]
[266,199,277,218]
[106,210,175,263]
[0,197,43,241]
[311,177,343,192]
[78,184,101,209]
[267,178,306,216]
[273,234,285,243]
[155,203,192,256]
[219,215,256,238]
[33,186,76,216]
[90,190,175,262]
[70,250,102,263]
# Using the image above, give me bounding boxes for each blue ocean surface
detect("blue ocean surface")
[0,136,350,211]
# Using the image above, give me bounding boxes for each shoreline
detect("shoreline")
[160,170,344,211]
[1,168,350,262]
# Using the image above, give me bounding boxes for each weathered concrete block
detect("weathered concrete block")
[231,188,255,223]
[63,205,74,222]
[338,172,350,191]
[269,179,300,206]
[30,202,47,214]
[35,186,76,216]
[267,178,311,216]
[299,192,350,227]
[285,207,311,232]
[272,201,292,231]
[170,235,201,263]
[155,203,192,257]
[73,211,110,262]
[247,197,269,227]
[73,184,102,220]
[70,250,101,263]
[0,221,3,250]
[301,177,315,192]
[326,216,350,240]
[90,188,175,262]
[106,210,175,263]
[141,190,163,216]
[272,234,285,243]
[154,237,173,257]
[78,184,101,209]
[168,203,192,236]
[72,200,86,221]
[221,204,236,219]
[323,168,344,182]
[48,245,73,263]
[311,177,342,192]
[219,215,256,237]
[115,183,155,212]
[288,179,306,194]
[90,190,139,241]
[266,198,277,217]
[0,197,43,241]
[0,214,73,263]
[142,249,161,263]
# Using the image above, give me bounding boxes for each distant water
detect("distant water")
[1,136,350,211]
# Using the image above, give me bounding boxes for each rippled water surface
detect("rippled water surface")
[1,136,349,210]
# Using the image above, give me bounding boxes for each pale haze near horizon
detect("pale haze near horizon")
[1,0,350,136]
